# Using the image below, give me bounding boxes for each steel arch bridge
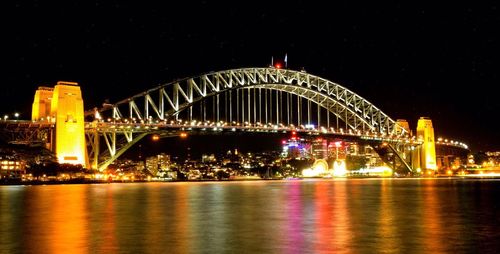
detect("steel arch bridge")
[86,67,412,170]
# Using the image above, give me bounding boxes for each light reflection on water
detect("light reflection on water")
[1,179,499,253]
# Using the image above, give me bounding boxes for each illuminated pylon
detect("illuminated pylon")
[32,81,88,167]
[416,117,437,170]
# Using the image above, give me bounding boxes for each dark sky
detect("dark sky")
[2,1,499,152]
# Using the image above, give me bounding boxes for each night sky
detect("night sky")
[3,1,499,152]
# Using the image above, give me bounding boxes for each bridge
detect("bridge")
[1,67,469,173]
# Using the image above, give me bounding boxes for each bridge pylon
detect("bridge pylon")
[32,82,88,168]
[416,117,437,171]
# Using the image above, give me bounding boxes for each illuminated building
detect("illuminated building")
[328,140,346,160]
[202,154,216,163]
[416,117,437,170]
[437,155,452,169]
[311,138,328,159]
[158,153,171,170]
[0,157,26,176]
[145,156,159,176]
[32,82,87,167]
[347,143,359,156]
[146,153,172,176]
[282,137,309,159]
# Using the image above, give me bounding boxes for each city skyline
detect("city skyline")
[3,1,499,151]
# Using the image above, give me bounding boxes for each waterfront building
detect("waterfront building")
[0,156,26,177]
[311,138,328,159]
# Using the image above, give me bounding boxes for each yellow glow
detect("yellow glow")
[32,87,54,121]
[447,170,453,175]
[302,159,329,177]
[302,168,319,177]
[332,159,347,177]
[417,117,437,170]
[382,167,393,177]
[313,160,328,172]
[356,166,392,176]
[50,82,87,166]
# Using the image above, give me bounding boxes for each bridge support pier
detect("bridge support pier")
[32,82,88,168]
[416,117,437,171]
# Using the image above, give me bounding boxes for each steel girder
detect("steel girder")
[0,120,53,146]
[96,68,406,135]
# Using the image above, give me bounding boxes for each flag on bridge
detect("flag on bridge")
[284,53,288,68]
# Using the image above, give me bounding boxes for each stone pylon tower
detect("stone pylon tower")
[32,81,87,167]
[416,117,437,170]
[32,87,54,121]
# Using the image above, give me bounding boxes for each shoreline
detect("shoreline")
[2,175,500,186]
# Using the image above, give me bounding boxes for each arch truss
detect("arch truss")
[97,68,405,135]
[88,68,408,170]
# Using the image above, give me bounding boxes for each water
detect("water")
[1,179,499,253]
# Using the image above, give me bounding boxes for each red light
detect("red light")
[275,63,282,69]
[292,131,297,135]
[282,140,287,144]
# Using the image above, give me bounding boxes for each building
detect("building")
[282,137,309,159]
[202,154,216,163]
[145,153,172,176]
[311,138,328,159]
[158,153,171,170]
[145,156,159,176]
[328,140,346,160]
[0,155,26,177]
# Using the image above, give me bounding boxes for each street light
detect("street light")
[14,113,19,120]
[3,115,8,121]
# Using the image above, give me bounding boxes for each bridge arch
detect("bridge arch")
[99,68,405,134]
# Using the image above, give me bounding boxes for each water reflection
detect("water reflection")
[20,185,89,254]
[285,181,305,253]
[377,179,397,253]
[1,179,499,253]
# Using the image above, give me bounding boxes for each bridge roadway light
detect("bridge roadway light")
[3,115,8,120]
[14,113,19,120]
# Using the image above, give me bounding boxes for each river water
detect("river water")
[1,179,499,253]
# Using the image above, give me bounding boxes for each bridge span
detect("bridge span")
[1,67,469,172]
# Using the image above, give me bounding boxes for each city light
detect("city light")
[332,160,347,177]
[2,68,477,180]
